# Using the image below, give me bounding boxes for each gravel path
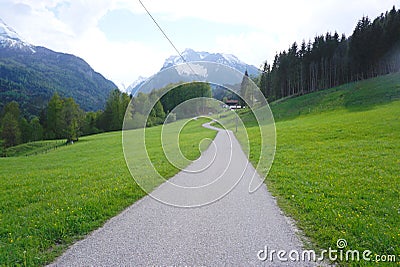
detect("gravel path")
[49,123,319,266]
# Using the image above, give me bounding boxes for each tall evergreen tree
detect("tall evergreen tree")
[30,117,43,141]
[1,112,21,148]
[240,70,252,106]
[100,89,131,131]
[1,101,22,148]
[1,101,20,119]
[61,97,84,142]
[19,117,31,143]
[258,6,400,101]
[46,92,64,139]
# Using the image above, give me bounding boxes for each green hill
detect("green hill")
[0,73,399,266]
[2,140,65,157]
[0,47,116,118]
[0,46,117,116]
[269,72,400,120]
[244,73,400,266]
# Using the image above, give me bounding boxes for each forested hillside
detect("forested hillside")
[0,46,117,116]
[0,82,211,153]
[259,6,400,101]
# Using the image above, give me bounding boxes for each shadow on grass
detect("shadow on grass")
[269,72,400,121]
[343,74,400,112]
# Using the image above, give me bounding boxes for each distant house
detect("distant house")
[224,99,242,110]
[225,99,238,105]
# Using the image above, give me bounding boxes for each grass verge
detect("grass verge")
[2,140,66,157]
[0,117,217,266]
[239,73,400,266]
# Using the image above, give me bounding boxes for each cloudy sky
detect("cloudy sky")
[0,0,397,89]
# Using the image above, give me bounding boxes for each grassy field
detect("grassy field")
[0,117,217,266]
[2,140,65,157]
[239,73,400,266]
[270,72,400,120]
[1,73,399,266]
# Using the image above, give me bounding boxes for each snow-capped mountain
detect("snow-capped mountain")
[162,49,210,69]
[161,48,259,76]
[0,18,35,52]
[129,48,260,95]
[127,76,147,96]
[0,18,116,114]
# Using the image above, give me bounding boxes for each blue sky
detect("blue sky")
[99,9,253,45]
[0,0,397,89]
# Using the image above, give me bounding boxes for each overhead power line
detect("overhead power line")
[138,0,200,77]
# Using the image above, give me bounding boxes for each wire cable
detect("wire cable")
[138,0,200,77]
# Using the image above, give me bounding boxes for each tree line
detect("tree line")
[259,6,400,101]
[126,82,212,129]
[0,89,130,150]
[0,82,211,151]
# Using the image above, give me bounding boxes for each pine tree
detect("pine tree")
[240,70,252,107]
[46,92,64,139]
[100,89,131,131]
[30,117,43,141]
[19,117,31,143]
[61,97,84,142]
[1,102,22,148]
[1,112,21,148]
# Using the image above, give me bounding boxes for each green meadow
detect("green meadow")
[0,117,216,266]
[267,102,399,266]
[240,73,400,266]
[0,73,399,266]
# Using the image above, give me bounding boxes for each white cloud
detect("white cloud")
[215,32,278,69]
[0,0,168,87]
[0,0,397,89]
[207,0,397,68]
[68,26,168,89]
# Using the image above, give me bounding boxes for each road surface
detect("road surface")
[49,123,319,266]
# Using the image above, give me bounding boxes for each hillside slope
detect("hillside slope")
[244,73,400,266]
[0,19,116,115]
[0,73,398,266]
[269,73,400,120]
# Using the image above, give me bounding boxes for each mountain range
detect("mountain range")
[128,48,260,96]
[0,17,261,115]
[0,18,116,116]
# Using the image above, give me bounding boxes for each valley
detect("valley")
[0,4,399,266]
